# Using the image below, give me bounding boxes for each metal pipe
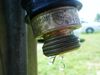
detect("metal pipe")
[0,0,7,75]
[0,0,37,75]
[4,0,27,75]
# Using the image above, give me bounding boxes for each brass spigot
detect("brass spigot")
[21,0,82,57]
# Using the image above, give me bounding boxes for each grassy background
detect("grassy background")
[37,33,100,75]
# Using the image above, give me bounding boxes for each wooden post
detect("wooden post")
[0,0,38,75]
[27,25,38,75]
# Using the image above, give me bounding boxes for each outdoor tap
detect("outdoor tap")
[21,0,82,57]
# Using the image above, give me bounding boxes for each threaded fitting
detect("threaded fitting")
[25,6,82,56]
[43,29,80,56]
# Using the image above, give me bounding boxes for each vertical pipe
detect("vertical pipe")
[4,0,27,75]
[0,0,7,75]
[0,0,37,75]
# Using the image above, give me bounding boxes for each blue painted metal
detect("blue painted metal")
[21,0,82,19]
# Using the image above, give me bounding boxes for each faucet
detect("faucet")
[21,0,82,57]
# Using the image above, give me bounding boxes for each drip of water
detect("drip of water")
[58,55,66,75]
[48,56,56,65]
[48,55,66,75]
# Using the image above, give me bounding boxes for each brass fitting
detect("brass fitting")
[30,6,81,56]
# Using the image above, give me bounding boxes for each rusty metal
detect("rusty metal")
[30,6,81,56]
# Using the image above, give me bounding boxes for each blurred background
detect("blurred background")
[37,0,100,75]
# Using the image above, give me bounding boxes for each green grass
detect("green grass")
[37,33,100,75]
